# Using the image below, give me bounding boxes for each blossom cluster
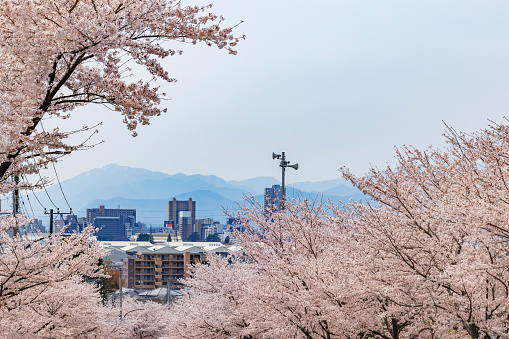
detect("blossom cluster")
[0,0,241,190]
[171,122,509,339]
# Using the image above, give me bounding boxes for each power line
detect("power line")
[51,162,72,210]
[36,120,79,226]
[37,171,57,209]
[19,195,30,218]
[21,175,45,210]
[36,120,59,210]
[24,190,36,218]
[50,161,80,225]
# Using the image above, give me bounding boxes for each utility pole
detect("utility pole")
[45,209,54,234]
[272,152,298,210]
[12,175,19,237]
[44,208,73,235]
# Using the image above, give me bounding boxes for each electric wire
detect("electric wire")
[50,161,80,226]
[25,185,46,210]
[19,195,29,217]
[36,120,58,209]
[24,189,36,218]
[37,171,57,209]
[51,162,72,210]
[40,120,80,226]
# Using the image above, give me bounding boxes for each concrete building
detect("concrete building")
[117,244,227,289]
[167,198,196,241]
[87,205,136,240]
[178,211,192,241]
[62,215,87,233]
[25,218,45,233]
[227,217,245,233]
[100,241,229,289]
[264,184,284,212]
[134,221,147,234]
[130,248,191,289]
[203,222,228,242]
[123,257,136,289]
[94,217,124,240]
[195,218,214,240]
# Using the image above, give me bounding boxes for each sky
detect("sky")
[43,0,509,184]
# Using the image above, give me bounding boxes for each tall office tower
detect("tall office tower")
[167,198,196,240]
[178,211,192,241]
[264,184,284,212]
[86,205,136,240]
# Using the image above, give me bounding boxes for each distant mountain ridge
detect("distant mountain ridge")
[28,164,367,226]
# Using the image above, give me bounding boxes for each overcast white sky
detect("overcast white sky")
[44,0,509,183]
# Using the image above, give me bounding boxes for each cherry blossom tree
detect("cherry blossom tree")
[0,215,103,305]
[0,275,176,338]
[0,0,241,335]
[0,278,112,337]
[173,122,509,339]
[169,254,285,339]
[0,0,241,185]
[171,201,392,339]
[114,296,175,338]
[341,122,509,338]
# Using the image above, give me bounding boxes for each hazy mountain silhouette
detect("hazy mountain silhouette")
[26,164,364,226]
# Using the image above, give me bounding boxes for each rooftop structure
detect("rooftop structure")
[101,241,230,289]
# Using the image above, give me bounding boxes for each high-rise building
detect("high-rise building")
[63,215,87,233]
[93,217,123,240]
[227,216,244,234]
[87,205,136,240]
[178,211,192,241]
[264,184,284,212]
[195,218,214,240]
[167,198,196,240]
[25,218,45,233]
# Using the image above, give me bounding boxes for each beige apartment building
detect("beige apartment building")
[106,242,232,289]
[123,246,205,289]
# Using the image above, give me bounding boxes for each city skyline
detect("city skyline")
[18,163,363,229]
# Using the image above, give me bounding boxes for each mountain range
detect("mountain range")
[25,164,367,226]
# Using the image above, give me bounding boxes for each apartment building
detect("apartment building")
[124,246,205,289]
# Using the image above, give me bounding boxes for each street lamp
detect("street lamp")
[272,152,298,210]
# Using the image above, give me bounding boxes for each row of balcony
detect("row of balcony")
[136,265,183,272]
[137,256,185,261]
[135,263,155,267]
[155,263,184,268]
[136,268,184,273]
[135,272,183,277]
[133,279,184,284]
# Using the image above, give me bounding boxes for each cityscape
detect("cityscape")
[12,165,363,299]
[0,0,507,337]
